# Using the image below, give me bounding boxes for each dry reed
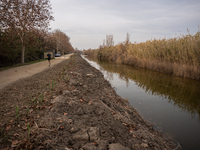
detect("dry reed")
[84,31,200,80]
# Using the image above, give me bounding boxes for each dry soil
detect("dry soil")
[0,54,179,150]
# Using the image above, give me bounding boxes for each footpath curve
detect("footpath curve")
[0,54,73,90]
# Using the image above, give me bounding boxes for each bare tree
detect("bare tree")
[52,29,72,55]
[53,29,66,54]
[0,0,54,63]
[106,34,114,47]
[44,31,57,50]
[125,32,130,45]
[102,38,105,47]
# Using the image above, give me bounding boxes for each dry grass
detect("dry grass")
[84,31,200,80]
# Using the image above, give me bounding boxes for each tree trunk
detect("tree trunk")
[21,44,25,64]
[20,31,25,64]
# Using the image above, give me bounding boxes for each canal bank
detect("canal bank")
[0,54,177,149]
[83,55,200,150]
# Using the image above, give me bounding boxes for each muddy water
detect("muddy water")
[83,55,200,150]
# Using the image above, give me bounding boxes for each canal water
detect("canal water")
[83,55,200,150]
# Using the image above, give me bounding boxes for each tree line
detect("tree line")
[0,0,74,67]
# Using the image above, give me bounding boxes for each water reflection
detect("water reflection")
[83,55,200,149]
[85,56,200,121]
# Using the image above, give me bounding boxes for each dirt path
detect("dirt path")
[0,54,73,91]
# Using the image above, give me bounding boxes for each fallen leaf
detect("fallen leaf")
[111,111,116,115]
[10,120,13,123]
[11,140,19,145]
[49,104,54,108]
[141,143,148,148]
[42,106,46,109]
[29,109,34,114]
[14,133,20,137]
[93,142,97,146]
[44,139,52,145]
[122,123,127,126]
[11,140,19,148]
[129,129,133,133]
[80,99,83,103]
[88,101,92,105]
[59,126,64,129]
[22,126,27,130]
[6,125,11,130]
[60,120,63,122]
[133,134,136,138]
[64,113,68,116]
[8,111,13,115]
[17,125,20,128]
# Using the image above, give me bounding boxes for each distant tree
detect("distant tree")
[66,41,74,53]
[125,32,130,45]
[103,39,106,47]
[52,29,68,54]
[106,34,114,47]
[0,0,54,63]
[52,29,74,54]
[44,31,57,50]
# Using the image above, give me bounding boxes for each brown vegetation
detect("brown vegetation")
[44,30,74,55]
[84,31,200,80]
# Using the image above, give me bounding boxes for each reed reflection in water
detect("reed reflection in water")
[83,55,200,150]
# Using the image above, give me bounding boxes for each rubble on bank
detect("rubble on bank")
[35,55,177,149]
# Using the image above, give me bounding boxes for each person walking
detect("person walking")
[47,52,51,66]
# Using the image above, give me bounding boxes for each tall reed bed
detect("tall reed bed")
[84,32,200,80]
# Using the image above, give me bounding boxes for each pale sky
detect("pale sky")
[50,0,200,50]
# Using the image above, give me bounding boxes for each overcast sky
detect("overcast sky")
[50,0,200,50]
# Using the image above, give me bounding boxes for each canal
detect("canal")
[83,55,200,150]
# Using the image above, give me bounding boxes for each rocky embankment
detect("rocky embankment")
[0,54,178,150]
[37,55,177,150]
